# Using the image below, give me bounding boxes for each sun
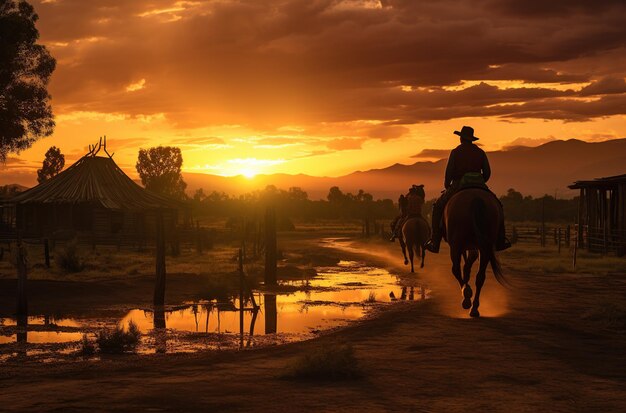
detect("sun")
[241,168,257,179]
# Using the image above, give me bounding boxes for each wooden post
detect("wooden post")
[239,248,244,349]
[264,293,277,334]
[44,239,50,268]
[566,225,571,247]
[16,239,28,317]
[196,221,202,254]
[154,212,166,306]
[577,189,585,249]
[264,206,277,286]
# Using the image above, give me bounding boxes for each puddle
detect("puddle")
[0,251,429,362]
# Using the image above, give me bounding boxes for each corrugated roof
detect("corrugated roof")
[569,173,626,189]
[10,155,183,210]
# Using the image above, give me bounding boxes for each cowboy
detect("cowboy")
[424,126,511,253]
[389,184,425,242]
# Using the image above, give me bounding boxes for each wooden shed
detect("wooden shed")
[6,143,184,244]
[569,174,626,256]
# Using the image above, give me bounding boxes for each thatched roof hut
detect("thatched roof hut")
[7,142,184,242]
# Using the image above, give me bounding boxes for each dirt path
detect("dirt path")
[1,237,624,412]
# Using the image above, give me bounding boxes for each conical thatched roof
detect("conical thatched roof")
[11,155,182,211]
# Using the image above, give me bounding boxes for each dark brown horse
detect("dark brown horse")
[444,188,505,317]
[399,216,431,273]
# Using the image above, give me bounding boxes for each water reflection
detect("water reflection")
[1,260,430,359]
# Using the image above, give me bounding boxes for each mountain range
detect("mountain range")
[182,138,626,200]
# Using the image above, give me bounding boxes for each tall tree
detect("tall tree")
[36,145,64,183]
[0,0,56,162]
[136,146,187,199]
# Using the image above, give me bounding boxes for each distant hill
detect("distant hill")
[182,138,626,200]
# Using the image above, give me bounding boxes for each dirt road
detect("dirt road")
[1,237,624,412]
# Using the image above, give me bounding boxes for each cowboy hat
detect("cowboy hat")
[454,126,479,141]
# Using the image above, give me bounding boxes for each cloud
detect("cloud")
[367,125,410,141]
[31,0,626,128]
[326,138,367,150]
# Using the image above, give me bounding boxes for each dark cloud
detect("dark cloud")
[580,77,626,96]
[31,0,626,127]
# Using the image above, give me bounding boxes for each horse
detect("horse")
[444,188,506,317]
[399,216,431,273]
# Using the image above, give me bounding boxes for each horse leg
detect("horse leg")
[470,252,489,318]
[399,237,409,265]
[408,241,415,273]
[420,244,425,269]
[463,249,479,285]
[450,246,472,309]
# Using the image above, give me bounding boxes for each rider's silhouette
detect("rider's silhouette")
[424,126,511,253]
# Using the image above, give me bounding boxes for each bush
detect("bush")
[56,240,84,272]
[96,321,142,354]
[283,344,361,380]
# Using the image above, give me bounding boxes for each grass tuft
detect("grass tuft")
[96,320,142,354]
[283,344,361,380]
[79,333,96,356]
[365,291,377,303]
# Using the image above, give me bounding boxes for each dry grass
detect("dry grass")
[0,242,245,282]
[501,243,626,276]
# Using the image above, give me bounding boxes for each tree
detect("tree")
[36,145,64,183]
[193,188,206,202]
[327,186,346,204]
[136,146,187,199]
[0,0,56,162]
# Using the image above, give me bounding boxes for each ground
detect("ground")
[0,227,625,412]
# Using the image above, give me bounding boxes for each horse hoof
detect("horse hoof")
[461,285,473,309]
[404,260,409,265]
[470,309,480,318]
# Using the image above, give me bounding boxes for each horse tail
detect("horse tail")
[471,198,506,286]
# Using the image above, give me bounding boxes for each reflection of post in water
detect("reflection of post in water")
[204,304,211,333]
[264,294,277,334]
[420,286,426,300]
[409,287,415,301]
[153,306,166,353]
[247,308,259,347]
[16,313,27,345]
[192,304,199,332]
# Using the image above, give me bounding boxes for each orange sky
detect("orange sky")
[2,0,626,186]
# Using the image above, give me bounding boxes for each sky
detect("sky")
[3,0,626,185]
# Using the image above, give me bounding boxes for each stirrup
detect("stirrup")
[424,239,440,253]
